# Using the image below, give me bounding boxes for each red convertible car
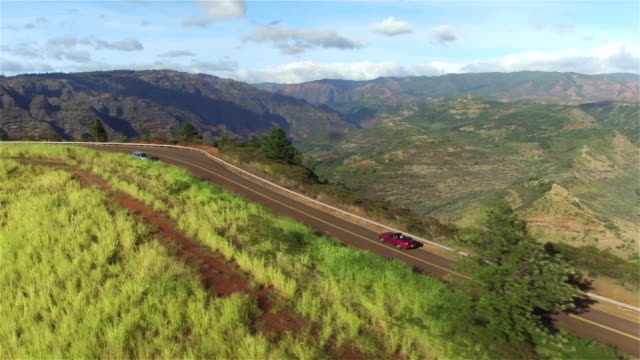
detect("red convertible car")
[378,232,421,249]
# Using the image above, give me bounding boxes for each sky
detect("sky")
[1,0,639,83]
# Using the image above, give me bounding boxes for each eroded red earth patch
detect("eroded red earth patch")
[25,159,249,296]
[24,159,315,340]
[563,123,587,131]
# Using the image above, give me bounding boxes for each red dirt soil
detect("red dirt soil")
[563,123,587,131]
[25,159,313,338]
[316,155,338,161]
[27,159,250,295]
[492,108,516,119]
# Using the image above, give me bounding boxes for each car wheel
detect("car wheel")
[396,243,402,249]
[379,237,385,242]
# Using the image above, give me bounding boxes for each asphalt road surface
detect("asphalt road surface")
[88,144,640,356]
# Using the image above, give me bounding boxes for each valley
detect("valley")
[299,96,640,261]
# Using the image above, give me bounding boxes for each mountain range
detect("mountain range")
[0,70,346,141]
[257,71,639,106]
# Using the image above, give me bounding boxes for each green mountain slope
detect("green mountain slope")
[300,96,640,258]
[256,71,639,106]
[579,101,640,145]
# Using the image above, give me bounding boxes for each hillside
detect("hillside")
[299,96,640,259]
[579,101,640,145]
[0,70,347,141]
[0,144,545,359]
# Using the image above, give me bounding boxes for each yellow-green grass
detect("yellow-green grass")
[0,144,625,359]
[0,159,315,359]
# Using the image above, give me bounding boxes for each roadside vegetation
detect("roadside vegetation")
[0,144,626,359]
[217,131,456,241]
[8,119,635,290]
[215,129,640,291]
[455,202,580,346]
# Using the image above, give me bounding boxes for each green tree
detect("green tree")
[302,155,317,172]
[90,119,108,142]
[0,129,8,141]
[456,202,579,345]
[139,126,151,141]
[179,122,201,141]
[216,132,232,151]
[118,132,128,143]
[260,128,301,165]
[247,135,260,148]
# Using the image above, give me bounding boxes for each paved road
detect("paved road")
[90,144,640,356]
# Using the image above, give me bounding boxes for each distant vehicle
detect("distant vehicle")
[132,151,149,160]
[378,232,421,249]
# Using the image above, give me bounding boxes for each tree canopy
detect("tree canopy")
[139,126,151,141]
[456,202,579,345]
[90,119,108,142]
[259,128,301,165]
[179,122,201,140]
[216,132,232,151]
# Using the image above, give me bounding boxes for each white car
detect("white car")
[132,151,149,160]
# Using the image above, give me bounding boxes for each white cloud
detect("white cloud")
[158,50,195,58]
[1,58,53,74]
[429,25,457,45]
[94,38,144,51]
[5,42,44,59]
[47,35,143,52]
[370,17,412,37]
[200,0,246,21]
[40,58,238,75]
[43,36,92,62]
[182,17,211,27]
[246,24,366,54]
[459,42,640,74]
[188,59,238,72]
[48,34,78,48]
[223,60,443,83]
[220,42,640,83]
[182,0,246,27]
[47,48,92,63]
[2,41,637,83]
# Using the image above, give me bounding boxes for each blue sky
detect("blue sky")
[1,0,638,83]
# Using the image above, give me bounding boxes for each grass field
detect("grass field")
[0,159,276,358]
[0,144,625,359]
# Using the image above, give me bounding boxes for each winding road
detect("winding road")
[70,143,640,356]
